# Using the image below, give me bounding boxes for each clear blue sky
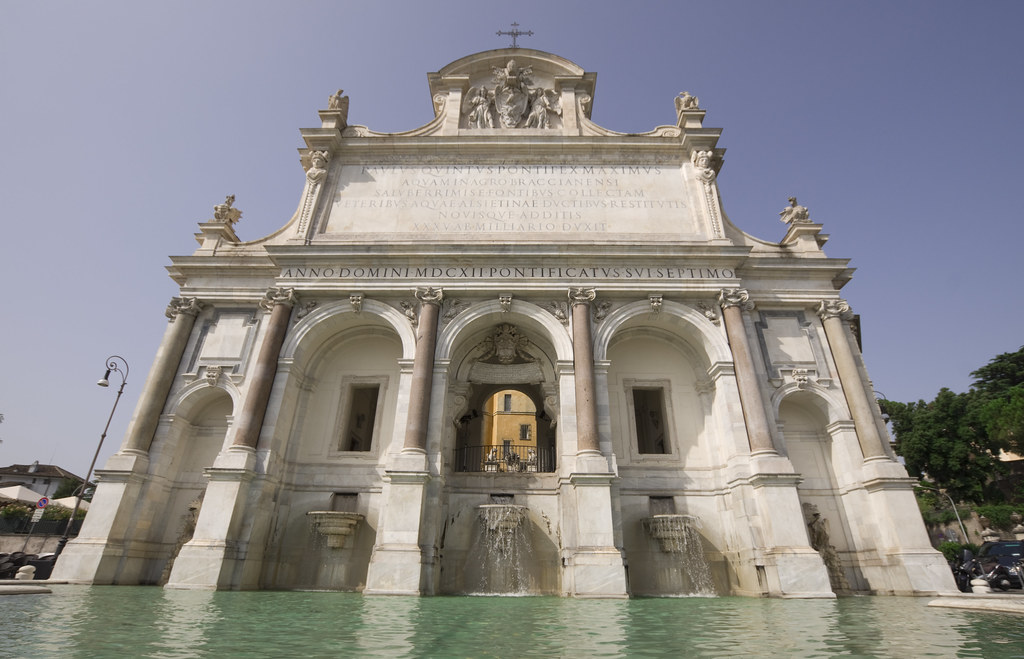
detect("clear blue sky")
[2,1,1022,477]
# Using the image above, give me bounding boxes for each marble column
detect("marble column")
[718,288,775,454]
[123,297,204,454]
[570,288,600,455]
[817,300,888,460]
[232,287,295,449]
[403,287,443,452]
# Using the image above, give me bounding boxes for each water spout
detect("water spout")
[471,504,531,594]
[642,514,715,596]
[307,511,364,548]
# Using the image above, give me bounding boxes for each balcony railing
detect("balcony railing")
[454,444,555,473]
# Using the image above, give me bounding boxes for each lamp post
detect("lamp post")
[916,483,969,544]
[53,355,129,560]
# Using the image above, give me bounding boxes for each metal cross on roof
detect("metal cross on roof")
[496,22,533,48]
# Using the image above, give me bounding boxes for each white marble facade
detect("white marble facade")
[53,49,955,598]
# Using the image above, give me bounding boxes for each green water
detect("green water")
[2,587,1022,658]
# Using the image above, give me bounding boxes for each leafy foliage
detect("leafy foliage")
[974,503,1019,530]
[971,347,1024,456]
[882,389,1003,503]
[885,346,1024,504]
[937,540,979,563]
[53,478,83,500]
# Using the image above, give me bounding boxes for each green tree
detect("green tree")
[971,346,1024,455]
[53,477,83,499]
[881,389,1003,503]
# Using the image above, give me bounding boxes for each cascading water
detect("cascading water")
[642,514,716,596]
[470,504,532,594]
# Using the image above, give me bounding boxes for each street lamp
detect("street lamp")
[916,483,969,544]
[53,355,129,559]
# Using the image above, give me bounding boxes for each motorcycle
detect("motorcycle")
[952,549,1015,592]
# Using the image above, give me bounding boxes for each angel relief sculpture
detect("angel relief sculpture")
[461,59,561,129]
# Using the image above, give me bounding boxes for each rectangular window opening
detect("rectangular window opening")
[633,388,669,454]
[340,384,380,451]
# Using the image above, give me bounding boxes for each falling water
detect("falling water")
[471,504,532,594]
[642,515,716,596]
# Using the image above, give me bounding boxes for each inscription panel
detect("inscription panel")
[323,164,701,238]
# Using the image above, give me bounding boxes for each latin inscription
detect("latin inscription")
[279,265,736,281]
[324,165,700,237]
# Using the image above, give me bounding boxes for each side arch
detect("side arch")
[436,298,573,362]
[593,300,731,365]
[281,299,417,363]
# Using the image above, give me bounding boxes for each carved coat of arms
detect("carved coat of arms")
[462,60,561,129]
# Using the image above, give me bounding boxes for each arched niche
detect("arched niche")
[440,301,564,474]
[282,326,403,463]
[147,388,234,550]
[606,326,710,466]
[777,389,859,592]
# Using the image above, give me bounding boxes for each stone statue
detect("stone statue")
[803,502,850,592]
[692,150,717,183]
[675,91,700,112]
[463,86,494,129]
[779,197,811,225]
[526,89,561,128]
[328,89,348,111]
[327,89,350,126]
[306,150,329,183]
[212,194,241,225]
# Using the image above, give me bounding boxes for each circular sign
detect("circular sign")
[36,497,48,508]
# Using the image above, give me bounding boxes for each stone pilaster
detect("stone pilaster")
[816,300,887,461]
[54,297,203,584]
[364,287,443,596]
[718,289,775,454]
[570,288,600,455]
[122,297,204,454]
[232,287,295,449]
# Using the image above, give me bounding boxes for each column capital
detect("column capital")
[816,299,852,321]
[718,288,754,311]
[568,287,596,307]
[414,286,444,305]
[259,287,296,312]
[165,296,204,320]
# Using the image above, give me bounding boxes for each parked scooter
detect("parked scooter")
[952,549,1015,592]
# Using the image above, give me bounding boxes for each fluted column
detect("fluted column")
[403,287,443,452]
[232,288,295,449]
[817,300,888,460]
[123,297,204,454]
[570,288,600,454]
[718,288,775,454]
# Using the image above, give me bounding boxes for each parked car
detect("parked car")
[976,541,1023,589]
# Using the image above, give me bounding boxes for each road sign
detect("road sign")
[31,508,44,522]
[36,497,48,508]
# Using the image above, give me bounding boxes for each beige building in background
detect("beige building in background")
[54,48,955,598]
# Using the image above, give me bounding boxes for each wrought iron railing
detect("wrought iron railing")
[454,444,555,473]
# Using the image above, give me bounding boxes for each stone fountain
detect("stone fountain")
[307,511,364,548]
[472,503,531,594]
[642,514,715,595]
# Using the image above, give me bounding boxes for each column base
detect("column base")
[363,544,428,596]
[564,549,629,598]
[764,548,835,598]
[164,540,237,590]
